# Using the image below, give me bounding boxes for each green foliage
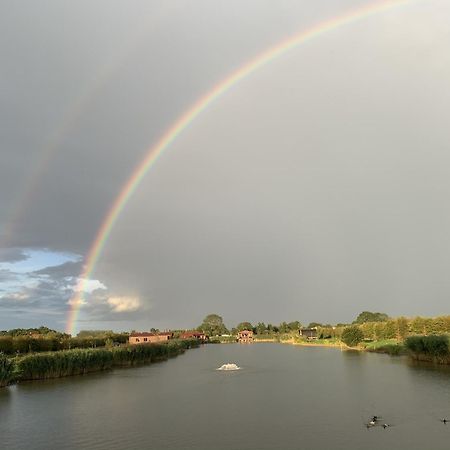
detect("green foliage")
[0,354,17,387]
[341,326,364,347]
[236,322,253,332]
[287,321,301,331]
[0,327,66,337]
[308,322,323,328]
[354,311,389,324]
[77,330,113,338]
[396,317,409,340]
[10,339,199,382]
[197,314,229,336]
[255,322,267,335]
[0,332,130,355]
[405,335,450,357]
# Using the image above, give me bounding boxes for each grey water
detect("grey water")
[1,343,449,450]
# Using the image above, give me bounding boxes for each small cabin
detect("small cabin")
[299,328,317,340]
[129,332,173,345]
[237,330,254,343]
[180,331,208,341]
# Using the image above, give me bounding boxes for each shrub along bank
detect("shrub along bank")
[405,335,450,363]
[0,339,199,387]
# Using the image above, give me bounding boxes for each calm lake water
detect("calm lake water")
[1,343,450,450]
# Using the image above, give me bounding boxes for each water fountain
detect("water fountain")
[216,363,240,371]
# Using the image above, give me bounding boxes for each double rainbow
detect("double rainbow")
[66,0,413,335]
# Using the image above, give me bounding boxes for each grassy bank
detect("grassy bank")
[361,339,406,355]
[0,339,199,387]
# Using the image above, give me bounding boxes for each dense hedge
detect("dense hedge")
[1,339,199,386]
[405,335,449,357]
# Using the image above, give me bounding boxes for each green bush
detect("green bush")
[405,335,449,357]
[0,354,17,387]
[341,326,364,347]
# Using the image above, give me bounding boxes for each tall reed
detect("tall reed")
[13,339,199,382]
[0,354,17,387]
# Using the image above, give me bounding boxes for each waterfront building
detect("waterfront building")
[299,328,318,340]
[129,332,173,344]
[237,330,254,343]
[179,331,208,341]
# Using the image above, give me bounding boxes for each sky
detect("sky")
[1,0,450,334]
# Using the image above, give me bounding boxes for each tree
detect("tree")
[396,317,409,341]
[287,321,301,332]
[197,314,228,336]
[411,317,427,334]
[236,322,253,332]
[255,322,267,335]
[354,311,389,324]
[278,322,290,333]
[341,326,364,347]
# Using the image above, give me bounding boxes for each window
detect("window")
[144,338,147,342]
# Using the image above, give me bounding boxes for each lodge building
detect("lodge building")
[179,331,208,341]
[237,330,253,343]
[129,332,173,345]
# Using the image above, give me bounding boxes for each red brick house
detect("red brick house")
[129,332,173,345]
[237,330,253,343]
[180,331,208,341]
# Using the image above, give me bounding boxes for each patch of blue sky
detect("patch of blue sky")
[0,249,81,274]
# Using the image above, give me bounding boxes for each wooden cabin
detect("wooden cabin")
[299,328,318,340]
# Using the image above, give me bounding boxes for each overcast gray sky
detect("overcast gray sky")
[1,0,450,334]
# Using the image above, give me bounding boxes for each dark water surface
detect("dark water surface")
[1,343,450,450]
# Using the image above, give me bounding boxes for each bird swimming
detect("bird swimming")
[440,418,448,424]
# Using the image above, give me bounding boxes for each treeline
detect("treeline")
[197,314,304,336]
[0,331,129,355]
[315,315,450,342]
[0,339,199,388]
[0,326,64,337]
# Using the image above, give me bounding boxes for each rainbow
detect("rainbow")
[66,0,414,334]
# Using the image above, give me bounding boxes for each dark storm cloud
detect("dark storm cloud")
[2,0,450,331]
[0,248,29,263]
[33,260,83,278]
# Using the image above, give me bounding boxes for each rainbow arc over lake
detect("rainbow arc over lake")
[66,0,413,334]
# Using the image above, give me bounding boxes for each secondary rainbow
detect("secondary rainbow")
[66,0,414,334]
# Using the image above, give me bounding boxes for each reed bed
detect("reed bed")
[1,339,199,386]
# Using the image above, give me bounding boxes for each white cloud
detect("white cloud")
[66,297,87,307]
[71,278,107,294]
[107,296,141,313]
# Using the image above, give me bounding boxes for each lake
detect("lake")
[1,343,449,450]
